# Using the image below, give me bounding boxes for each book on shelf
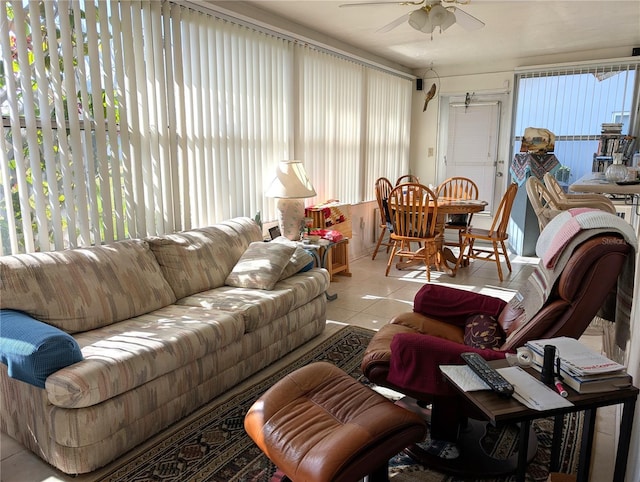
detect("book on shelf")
[529,360,632,394]
[525,337,625,377]
[601,123,623,134]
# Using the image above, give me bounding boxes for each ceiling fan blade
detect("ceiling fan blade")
[452,7,485,31]
[377,12,411,32]
[339,1,423,7]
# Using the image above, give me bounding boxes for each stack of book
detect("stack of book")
[601,123,623,135]
[525,337,632,394]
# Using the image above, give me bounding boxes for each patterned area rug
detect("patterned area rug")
[89,325,581,482]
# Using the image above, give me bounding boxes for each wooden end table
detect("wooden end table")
[442,359,638,482]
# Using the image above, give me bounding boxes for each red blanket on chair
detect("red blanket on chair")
[387,334,507,396]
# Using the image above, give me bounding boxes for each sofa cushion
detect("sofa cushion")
[225,242,296,290]
[45,305,245,408]
[0,240,177,333]
[146,228,237,299]
[196,217,263,263]
[180,269,330,332]
[0,310,84,388]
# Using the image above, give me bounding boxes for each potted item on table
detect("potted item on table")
[556,165,571,183]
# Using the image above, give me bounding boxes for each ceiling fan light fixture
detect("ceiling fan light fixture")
[420,18,435,34]
[429,4,456,31]
[408,8,429,31]
[440,9,457,31]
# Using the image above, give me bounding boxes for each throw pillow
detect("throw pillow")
[0,310,84,388]
[225,241,296,290]
[464,314,505,350]
[271,236,316,280]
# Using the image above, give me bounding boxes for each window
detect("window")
[0,1,411,255]
[512,62,640,184]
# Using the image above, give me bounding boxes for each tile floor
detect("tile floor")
[1,249,617,481]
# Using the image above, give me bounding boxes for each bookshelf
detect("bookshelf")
[592,123,636,172]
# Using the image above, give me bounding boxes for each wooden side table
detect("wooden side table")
[324,238,351,281]
[442,360,638,482]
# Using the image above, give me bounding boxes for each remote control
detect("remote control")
[461,352,514,397]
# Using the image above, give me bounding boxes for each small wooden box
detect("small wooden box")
[305,203,352,239]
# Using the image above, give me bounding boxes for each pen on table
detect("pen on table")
[554,378,568,398]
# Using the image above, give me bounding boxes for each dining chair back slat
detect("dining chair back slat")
[385,183,439,281]
[436,177,479,200]
[395,174,419,186]
[456,182,518,281]
[372,177,394,260]
[436,177,480,247]
[488,182,518,237]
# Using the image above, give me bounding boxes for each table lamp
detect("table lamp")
[265,160,316,240]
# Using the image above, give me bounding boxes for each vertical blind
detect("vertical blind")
[0,0,411,255]
[513,62,639,184]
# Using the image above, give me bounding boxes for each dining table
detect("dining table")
[394,197,488,277]
[569,172,640,197]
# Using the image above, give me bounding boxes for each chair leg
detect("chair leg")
[424,257,431,282]
[385,243,398,276]
[458,227,465,248]
[501,240,512,273]
[372,226,387,260]
[455,238,468,270]
[492,242,504,281]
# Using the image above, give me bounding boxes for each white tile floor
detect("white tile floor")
[1,248,617,481]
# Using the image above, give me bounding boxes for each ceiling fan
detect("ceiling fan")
[339,0,485,35]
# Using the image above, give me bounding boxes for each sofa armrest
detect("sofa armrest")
[0,310,83,388]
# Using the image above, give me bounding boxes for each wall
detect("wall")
[348,201,378,260]
[409,71,514,188]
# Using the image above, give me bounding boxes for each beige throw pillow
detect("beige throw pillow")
[271,236,315,280]
[225,241,296,290]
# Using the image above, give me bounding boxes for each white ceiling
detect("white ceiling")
[206,1,640,77]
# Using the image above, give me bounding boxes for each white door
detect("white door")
[444,102,501,212]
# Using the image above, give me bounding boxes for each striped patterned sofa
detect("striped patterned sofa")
[0,217,329,474]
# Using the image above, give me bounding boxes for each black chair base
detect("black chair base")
[397,397,538,478]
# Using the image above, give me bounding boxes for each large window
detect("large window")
[512,62,639,184]
[0,1,411,255]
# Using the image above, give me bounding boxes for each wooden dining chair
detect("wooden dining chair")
[385,183,439,281]
[372,177,394,260]
[395,174,419,186]
[456,182,518,281]
[436,177,479,247]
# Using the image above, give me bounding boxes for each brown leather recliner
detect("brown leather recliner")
[363,233,631,394]
[361,232,632,476]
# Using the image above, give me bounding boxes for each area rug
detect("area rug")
[87,325,581,482]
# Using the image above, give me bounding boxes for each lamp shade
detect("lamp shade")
[430,4,456,31]
[408,8,429,31]
[265,160,316,199]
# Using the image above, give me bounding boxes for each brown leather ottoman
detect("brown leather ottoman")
[244,361,427,482]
